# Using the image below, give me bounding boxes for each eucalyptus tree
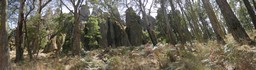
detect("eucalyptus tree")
[186,0,203,42]
[15,0,26,62]
[0,0,9,69]
[216,0,253,44]
[32,0,52,55]
[61,0,84,55]
[136,0,158,46]
[160,0,177,45]
[202,0,226,44]
[242,0,256,29]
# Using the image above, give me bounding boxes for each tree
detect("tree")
[0,0,9,69]
[176,0,193,43]
[242,0,256,29]
[24,0,36,60]
[216,0,253,44]
[186,0,203,42]
[252,0,256,10]
[72,0,83,55]
[33,0,52,57]
[160,0,177,45]
[202,0,226,44]
[137,0,158,46]
[61,0,84,55]
[15,0,25,62]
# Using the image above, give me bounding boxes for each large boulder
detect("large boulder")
[125,7,143,46]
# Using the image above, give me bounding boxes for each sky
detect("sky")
[61,0,160,18]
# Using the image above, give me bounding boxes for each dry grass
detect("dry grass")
[9,31,256,70]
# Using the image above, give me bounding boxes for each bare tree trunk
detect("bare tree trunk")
[71,0,82,55]
[161,0,177,45]
[33,0,52,57]
[187,0,203,42]
[72,8,81,55]
[216,0,253,44]
[15,0,25,62]
[202,0,226,44]
[0,0,9,69]
[24,0,35,60]
[252,0,256,11]
[177,0,193,42]
[138,0,157,46]
[198,13,211,41]
[243,0,256,29]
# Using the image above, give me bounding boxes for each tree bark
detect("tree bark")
[138,0,157,46]
[202,0,226,44]
[243,0,256,29]
[72,8,81,55]
[216,0,252,44]
[162,0,177,45]
[0,0,9,69]
[71,0,82,55]
[15,0,25,62]
[187,0,203,42]
[252,0,256,11]
[33,0,52,57]
[176,0,193,42]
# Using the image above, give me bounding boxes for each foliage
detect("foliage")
[83,15,102,47]
[53,13,74,53]
[26,14,49,48]
[237,4,254,30]
[156,8,168,43]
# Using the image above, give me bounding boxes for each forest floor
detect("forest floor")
[9,31,256,70]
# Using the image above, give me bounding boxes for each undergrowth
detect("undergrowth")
[10,31,256,70]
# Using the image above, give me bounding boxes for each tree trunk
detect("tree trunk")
[243,0,256,29]
[187,0,203,42]
[202,0,226,44]
[139,0,157,46]
[177,0,193,42]
[198,13,211,41]
[33,0,42,57]
[72,1,81,55]
[161,0,177,45]
[15,0,25,62]
[252,0,256,11]
[72,10,81,55]
[0,0,9,69]
[216,0,252,44]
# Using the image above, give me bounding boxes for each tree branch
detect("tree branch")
[40,0,52,9]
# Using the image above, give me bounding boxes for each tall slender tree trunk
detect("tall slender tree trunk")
[198,13,211,40]
[161,0,177,45]
[0,0,9,69]
[33,0,52,57]
[71,0,82,55]
[252,0,256,11]
[187,0,203,42]
[177,0,193,42]
[138,0,157,46]
[216,0,252,44]
[202,0,226,44]
[33,0,42,57]
[72,8,81,55]
[15,0,25,62]
[243,0,256,29]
